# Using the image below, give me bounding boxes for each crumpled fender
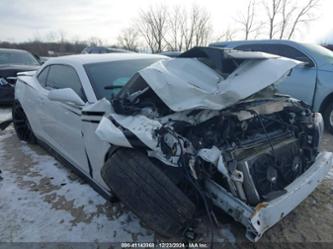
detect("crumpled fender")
[96,113,162,150]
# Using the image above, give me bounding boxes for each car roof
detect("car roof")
[0,48,31,53]
[210,39,303,47]
[82,46,134,54]
[46,53,167,66]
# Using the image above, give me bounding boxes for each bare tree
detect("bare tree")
[136,4,211,52]
[45,32,58,42]
[165,6,186,51]
[137,5,168,53]
[193,7,212,47]
[263,0,320,39]
[181,5,212,50]
[285,0,320,39]
[215,28,238,41]
[264,0,283,39]
[117,27,140,51]
[278,0,297,38]
[236,0,259,40]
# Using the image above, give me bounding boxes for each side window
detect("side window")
[46,65,86,101]
[37,66,49,87]
[236,44,311,63]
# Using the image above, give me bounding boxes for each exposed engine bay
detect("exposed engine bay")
[111,92,323,206]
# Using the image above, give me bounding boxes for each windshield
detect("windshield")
[303,43,333,64]
[0,50,40,66]
[84,58,163,99]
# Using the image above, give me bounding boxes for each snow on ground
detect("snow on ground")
[327,167,333,180]
[0,128,153,242]
[0,107,11,123]
[320,133,333,181]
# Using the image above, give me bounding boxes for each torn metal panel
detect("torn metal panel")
[96,113,162,150]
[96,116,133,148]
[111,113,162,150]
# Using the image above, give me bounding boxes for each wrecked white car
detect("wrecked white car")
[13,48,332,242]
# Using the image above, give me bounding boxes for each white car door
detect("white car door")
[39,64,90,175]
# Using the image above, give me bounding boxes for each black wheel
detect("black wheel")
[323,101,333,134]
[12,101,36,143]
[102,148,196,238]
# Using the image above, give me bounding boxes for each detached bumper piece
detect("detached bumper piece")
[205,151,333,242]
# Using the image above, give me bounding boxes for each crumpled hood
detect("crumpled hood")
[137,51,301,112]
[94,49,303,151]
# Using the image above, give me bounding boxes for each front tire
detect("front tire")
[12,101,37,144]
[102,148,196,238]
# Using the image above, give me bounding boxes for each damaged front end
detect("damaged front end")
[96,47,333,241]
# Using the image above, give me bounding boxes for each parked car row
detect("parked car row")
[0,48,41,104]
[4,42,331,242]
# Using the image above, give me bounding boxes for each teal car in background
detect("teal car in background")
[210,40,333,133]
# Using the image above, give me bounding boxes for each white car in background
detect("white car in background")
[13,48,332,242]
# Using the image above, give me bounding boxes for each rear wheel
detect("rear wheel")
[12,101,36,144]
[102,148,196,238]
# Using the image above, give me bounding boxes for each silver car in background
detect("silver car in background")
[210,40,333,133]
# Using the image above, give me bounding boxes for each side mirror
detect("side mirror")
[304,61,315,68]
[48,88,85,106]
[295,57,314,68]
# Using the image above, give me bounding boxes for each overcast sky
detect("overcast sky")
[1,0,333,44]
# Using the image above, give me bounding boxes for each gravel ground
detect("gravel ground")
[0,107,332,247]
